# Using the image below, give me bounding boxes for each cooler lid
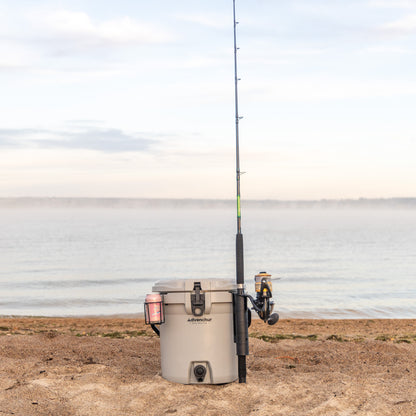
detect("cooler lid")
[152,278,237,293]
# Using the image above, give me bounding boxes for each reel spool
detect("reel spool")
[246,271,279,326]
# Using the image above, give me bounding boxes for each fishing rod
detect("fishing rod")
[232,0,279,384]
[232,0,249,384]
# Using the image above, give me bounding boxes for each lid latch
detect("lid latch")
[191,282,205,316]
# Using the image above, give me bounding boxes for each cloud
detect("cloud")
[174,13,229,29]
[0,8,175,62]
[33,10,172,47]
[369,0,416,9]
[0,62,25,71]
[380,14,416,33]
[0,40,36,71]
[243,78,416,102]
[0,136,18,148]
[365,45,415,54]
[0,126,157,153]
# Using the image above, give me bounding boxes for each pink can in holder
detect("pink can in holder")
[144,293,164,324]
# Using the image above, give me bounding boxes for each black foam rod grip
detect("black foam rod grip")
[234,292,249,356]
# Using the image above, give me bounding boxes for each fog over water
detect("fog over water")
[0,198,415,318]
[2,197,416,209]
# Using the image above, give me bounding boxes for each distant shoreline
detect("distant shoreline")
[1,196,416,209]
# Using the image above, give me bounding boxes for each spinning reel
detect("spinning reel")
[246,272,279,326]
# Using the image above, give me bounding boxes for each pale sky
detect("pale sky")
[1,0,415,200]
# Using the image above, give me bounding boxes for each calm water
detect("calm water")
[0,206,415,318]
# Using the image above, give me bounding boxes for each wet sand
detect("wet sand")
[0,318,415,415]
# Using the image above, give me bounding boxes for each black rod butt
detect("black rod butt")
[238,355,246,383]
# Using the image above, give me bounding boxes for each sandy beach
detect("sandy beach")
[0,318,415,415]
